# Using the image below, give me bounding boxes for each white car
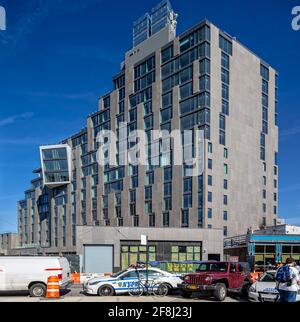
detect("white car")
[83,267,183,296]
[248,270,300,302]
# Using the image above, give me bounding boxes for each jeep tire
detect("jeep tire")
[213,283,227,301]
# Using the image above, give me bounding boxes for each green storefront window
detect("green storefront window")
[172,246,179,253]
[122,246,129,252]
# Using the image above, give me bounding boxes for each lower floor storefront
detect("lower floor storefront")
[224,233,300,269]
[76,226,223,273]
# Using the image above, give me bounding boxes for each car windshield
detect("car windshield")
[197,263,228,272]
[259,272,276,282]
[111,269,129,278]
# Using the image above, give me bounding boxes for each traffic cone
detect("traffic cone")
[46,276,60,299]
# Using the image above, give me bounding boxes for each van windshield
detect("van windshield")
[197,263,228,272]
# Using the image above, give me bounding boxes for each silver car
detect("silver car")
[248,270,300,302]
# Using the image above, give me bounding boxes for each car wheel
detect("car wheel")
[29,283,46,298]
[181,290,192,298]
[160,283,173,295]
[213,283,227,302]
[98,285,115,297]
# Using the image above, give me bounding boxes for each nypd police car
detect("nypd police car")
[83,267,183,296]
[248,270,300,302]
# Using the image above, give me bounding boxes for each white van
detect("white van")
[0,256,71,297]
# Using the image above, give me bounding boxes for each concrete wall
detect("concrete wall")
[76,226,223,271]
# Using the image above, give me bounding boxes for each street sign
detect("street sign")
[141,235,148,246]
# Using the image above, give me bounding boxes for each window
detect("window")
[208,175,212,186]
[180,82,193,100]
[208,208,212,219]
[224,148,228,159]
[144,115,153,130]
[262,79,268,94]
[260,64,269,81]
[149,214,155,227]
[164,197,172,211]
[162,92,172,108]
[222,84,229,100]
[164,182,172,197]
[224,164,228,175]
[275,152,278,166]
[263,176,267,186]
[223,226,228,237]
[224,179,228,190]
[183,194,192,208]
[219,130,226,146]
[145,186,152,200]
[208,192,212,202]
[164,167,172,182]
[161,46,173,64]
[224,195,228,205]
[199,58,210,75]
[146,171,154,185]
[208,159,213,170]
[145,201,152,214]
[163,212,169,227]
[199,75,210,91]
[161,107,172,123]
[263,204,266,213]
[208,143,213,153]
[184,177,193,193]
[221,52,230,69]
[274,179,277,189]
[222,100,229,115]
[182,210,189,228]
[262,94,269,107]
[223,211,228,221]
[219,35,233,55]
[263,190,266,199]
[221,68,230,85]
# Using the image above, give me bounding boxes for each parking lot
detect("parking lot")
[0,285,244,302]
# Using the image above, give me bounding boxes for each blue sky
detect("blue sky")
[0,0,299,233]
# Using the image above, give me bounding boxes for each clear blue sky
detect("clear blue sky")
[0,0,299,233]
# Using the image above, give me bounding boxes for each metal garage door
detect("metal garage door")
[84,245,113,274]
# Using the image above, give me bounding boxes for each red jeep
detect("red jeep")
[179,261,251,301]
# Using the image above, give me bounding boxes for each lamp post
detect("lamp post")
[141,235,148,292]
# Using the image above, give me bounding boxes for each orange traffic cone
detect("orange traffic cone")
[71,273,81,285]
[46,276,60,299]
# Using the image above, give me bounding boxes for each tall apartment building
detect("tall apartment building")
[16,1,278,272]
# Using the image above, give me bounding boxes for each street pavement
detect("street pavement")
[0,285,245,302]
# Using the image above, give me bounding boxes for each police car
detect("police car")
[248,270,300,302]
[83,267,183,296]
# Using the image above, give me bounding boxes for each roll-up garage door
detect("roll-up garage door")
[84,245,113,273]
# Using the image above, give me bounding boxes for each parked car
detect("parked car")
[0,256,71,297]
[248,270,300,302]
[178,261,251,301]
[83,267,183,296]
